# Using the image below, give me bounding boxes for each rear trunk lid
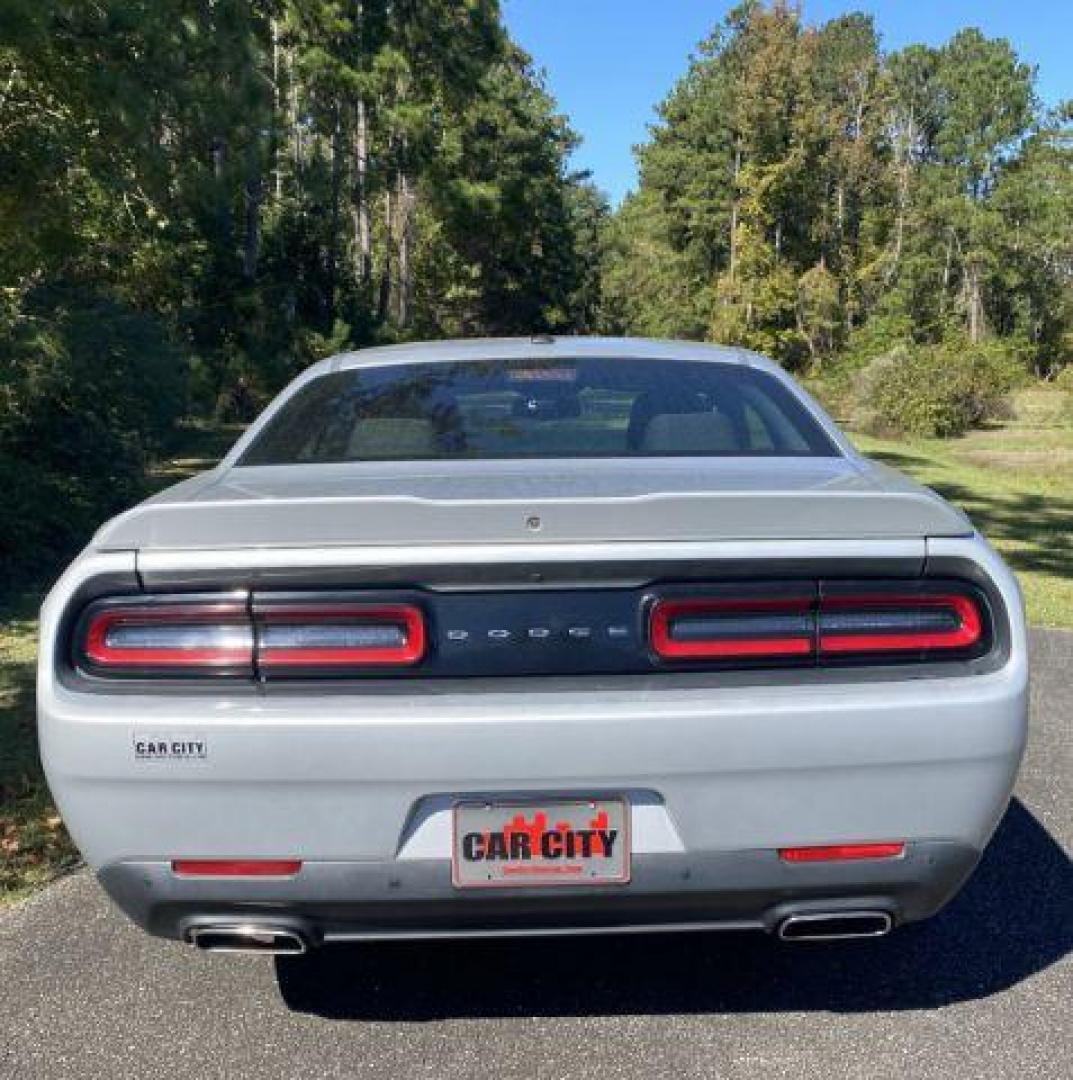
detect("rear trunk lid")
[93,457,971,552]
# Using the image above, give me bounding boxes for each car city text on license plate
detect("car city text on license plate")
[451,798,630,888]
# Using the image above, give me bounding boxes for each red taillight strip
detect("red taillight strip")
[818,594,982,654]
[172,860,302,878]
[256,604,426,667]
[83,604,253,669]
[779,842,905,863]
[649,597,814,660]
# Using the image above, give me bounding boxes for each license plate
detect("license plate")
[451,798,630,888]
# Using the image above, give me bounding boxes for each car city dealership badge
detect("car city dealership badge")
[133,732,208,762]
[451,799,630,888]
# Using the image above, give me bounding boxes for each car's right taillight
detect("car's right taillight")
[648,582,988,666]
[649,595,814,660]
[817,589,984,658]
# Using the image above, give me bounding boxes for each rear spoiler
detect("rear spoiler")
[94,490,973,551]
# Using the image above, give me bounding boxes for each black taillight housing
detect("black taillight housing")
[71,579,993,683]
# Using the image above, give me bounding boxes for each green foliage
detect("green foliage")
[1011,385,1073,428]
[851,341,1023,438]
[605,2,1072,391]
[0,288,185,582]
[0,1,606,583]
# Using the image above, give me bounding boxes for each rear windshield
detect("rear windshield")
[238,357,840,465]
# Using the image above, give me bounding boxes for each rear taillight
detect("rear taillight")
[255,603,426,670]
[648,585,986,665]
[649,596,814,660]
[76,597,426,678]
[817,593,982,655]
[79,600,253,675]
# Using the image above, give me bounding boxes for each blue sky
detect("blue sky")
[503,0,1073,205]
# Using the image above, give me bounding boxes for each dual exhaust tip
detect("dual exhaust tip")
[777,910,893,941]
[183,910,893,953]
[186,923,310,955]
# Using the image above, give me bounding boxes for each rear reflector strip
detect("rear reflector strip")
[778,843,905,863]
[171,860,302,877]
[82,603,253,671]
[818,594,982,654]
[255,604,426,668]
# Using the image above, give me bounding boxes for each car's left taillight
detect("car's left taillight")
[75,595,428,679]
[77,598,255,678]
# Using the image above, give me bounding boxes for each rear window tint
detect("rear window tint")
[238,357,840,465]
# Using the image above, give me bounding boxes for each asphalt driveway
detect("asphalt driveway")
[2,630,1069,1080]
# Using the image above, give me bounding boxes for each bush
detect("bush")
[1012,385,1073,427]
[851,341,1023,438]
[0,286,186,586]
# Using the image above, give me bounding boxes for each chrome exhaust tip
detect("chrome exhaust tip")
[777,910,893,942]
[186,924,309,955]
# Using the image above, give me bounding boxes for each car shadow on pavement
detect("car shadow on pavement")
[275,798,1071,1020]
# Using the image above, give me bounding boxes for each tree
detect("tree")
[0,0,607,582]
[606,3,1069,378]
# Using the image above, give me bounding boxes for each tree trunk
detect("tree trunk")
[290,51,302,181]
[352,99,372,285]
[887,110,914,285]
[377,183,393,324]
[326,118,343,324]
[271,19,282,200]
[966,262,984,344]
[396,170,414,329]
[728,141,741,283]
[211,137,226,180]
[940,232,954,317]
[242,168,262,280]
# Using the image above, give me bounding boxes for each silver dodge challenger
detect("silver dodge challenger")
[38,337,1028,952]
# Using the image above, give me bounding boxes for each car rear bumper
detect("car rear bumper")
[43,662,1026,942]
[99,840,981,943]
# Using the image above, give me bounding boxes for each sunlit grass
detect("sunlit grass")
[852,420,1073,628]
[0,598,80,904]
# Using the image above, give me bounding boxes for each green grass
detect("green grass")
[851,419,1073,628]
[149,417,245,490]
[0,597,79,903]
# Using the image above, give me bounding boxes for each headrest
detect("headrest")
[347,418,438,459]
[640,411,739,455]
[627,389,707,449]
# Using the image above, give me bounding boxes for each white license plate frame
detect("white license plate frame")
[451,797,631,889]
